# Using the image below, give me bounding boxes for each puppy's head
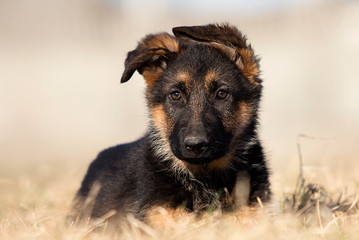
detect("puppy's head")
[121,24,262,172]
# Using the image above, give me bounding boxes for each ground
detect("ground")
[1,161,358,240]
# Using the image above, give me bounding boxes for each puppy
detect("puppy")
[73,23,271,222]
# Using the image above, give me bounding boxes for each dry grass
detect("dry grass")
[1,167,358,240]
[1,141,359,240]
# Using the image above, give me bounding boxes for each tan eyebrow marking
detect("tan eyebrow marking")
[204,69,218,89]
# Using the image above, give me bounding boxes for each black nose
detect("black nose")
[184,136,209,155]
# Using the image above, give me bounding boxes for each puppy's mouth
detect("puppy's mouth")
[171,145,229,165]
[180,157,213,165]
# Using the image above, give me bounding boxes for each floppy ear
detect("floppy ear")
[121,33,179,87]
[172,24,260,84]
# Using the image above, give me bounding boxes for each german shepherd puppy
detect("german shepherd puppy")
[73,23,271,221]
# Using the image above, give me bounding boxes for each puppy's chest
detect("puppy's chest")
[153,175,237,212]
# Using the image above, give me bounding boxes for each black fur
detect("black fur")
[73,23,271,221]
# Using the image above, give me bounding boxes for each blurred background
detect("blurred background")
[1,0,358,187]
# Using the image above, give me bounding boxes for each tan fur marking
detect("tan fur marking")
[238,101,253,128]
[206,155,231,170]
[184,150,233,174]
[138,34,180,88]
[143,70,163,89]
[145,34,179,53]
[222,112,236,133]
[238,48,259,84]
[204,69,217,89]
[151,105,172,137]
[151,105,190,175]
[176,71,191,88]
[222,101,253,134]
[140,49,168,89]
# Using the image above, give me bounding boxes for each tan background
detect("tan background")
[1,0,358,186]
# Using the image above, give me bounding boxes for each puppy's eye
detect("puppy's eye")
[170,91,182,100]
[216,89,228,99]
